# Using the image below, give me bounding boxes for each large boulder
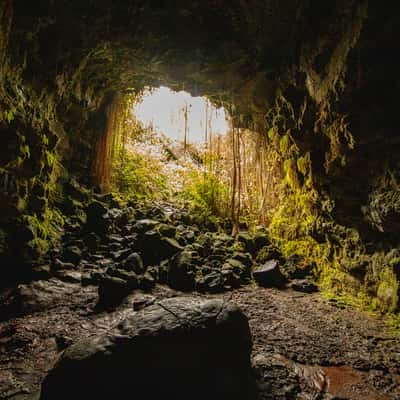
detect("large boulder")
[40,297,255,400]
[137,230,183,266]
[253,259,287,288]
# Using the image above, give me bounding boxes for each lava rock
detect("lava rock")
[55,270,81,284]
[139,272,156,290]
[133,219,159,233]
[253,233,270,251]
[139,231,183,265]
[132,294,156,311]
[168,250,199,291]
[30,264,52,280]
[255,245,282,264]
[81,271,104,286]
[156,223,176,237]
[106,267,139,289]
[97,276,131,308]
[40,297,255,400]
[237,232,255,253]
[110,248,131,262]
[121,252,145,274]
[230,252,253,268]
[223,258,251,284]
[282,256,313,280]
[86,200,108,221]
[86,201,110,235]
[62,246,82,264]
[197,271,224,293]
[52,258,76,271]
[0,280,80,320]
[213,233,235,247]
[253,259,287,288]
[290,279,318,293]
[84,232,101,252]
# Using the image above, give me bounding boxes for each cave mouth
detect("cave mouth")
[3,2,400,397]
[104,87,232,207]
[102,87,272,233]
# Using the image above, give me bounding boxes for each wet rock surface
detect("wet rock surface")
[40,297,254,400]
[1,201,400,399]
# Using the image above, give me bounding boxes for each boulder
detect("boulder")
[237,232,255,253]
[253,232,270,251]
[290,279,318,293]
[168,250,199,290]
[0,279,82,320]
[54,270,82,284]
[85,201,111,236]
[223,258,251,285]
[196,271,224,293]
[61,246,82,265]
[253,259,287,288]
[121,252,144,274]
[40,297,255,400]
[133,219,159,233]
[138,231,183,265]
[97,275,132,308]
[86,200,108,221]
[156,223,177,237]
[230,252,253,268]
[83,232,100,252]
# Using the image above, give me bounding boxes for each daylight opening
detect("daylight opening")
[134,87,229,143]
[99,87,277,233]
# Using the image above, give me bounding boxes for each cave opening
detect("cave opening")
[93,86,277,235]
[2,2,400,398]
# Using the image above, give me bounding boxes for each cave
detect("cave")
[1,1,400,399]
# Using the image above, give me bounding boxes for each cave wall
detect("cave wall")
[1,0,400,312]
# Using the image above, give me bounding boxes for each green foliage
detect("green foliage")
[3,109,15,123]
[112,150,170,201]
[182,170,230,218]
[24,207,64,257]
[279,134,290,154]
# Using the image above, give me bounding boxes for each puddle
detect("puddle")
[274,355,391,400]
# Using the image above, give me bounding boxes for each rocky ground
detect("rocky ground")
[1,195,400,399]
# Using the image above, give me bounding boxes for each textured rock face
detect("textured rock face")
[1,0,400,312]
[40,297,255,400]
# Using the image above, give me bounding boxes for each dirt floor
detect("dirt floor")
[0,280,399,399]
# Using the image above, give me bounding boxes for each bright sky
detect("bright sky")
[133,86,229,143]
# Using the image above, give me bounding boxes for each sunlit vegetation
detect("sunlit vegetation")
[98,90,291,234]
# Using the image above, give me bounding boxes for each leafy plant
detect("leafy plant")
[112,150,170,201]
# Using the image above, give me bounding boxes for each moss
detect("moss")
[376,267,399,313]
[229,241,246,253]
[297,153,311,176]
[279,134,290,154]
[24,206,64,258]
[264,92,400,317]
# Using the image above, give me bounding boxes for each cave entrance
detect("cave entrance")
[94,86,275,232]
[105,87,233,217]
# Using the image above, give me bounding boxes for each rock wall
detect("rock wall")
[1,0,400,314]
